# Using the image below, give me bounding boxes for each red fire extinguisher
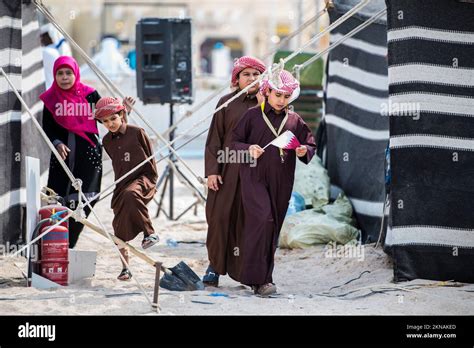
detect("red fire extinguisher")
[32,205,70,286]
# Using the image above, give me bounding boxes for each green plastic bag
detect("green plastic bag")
[279,194,360,249]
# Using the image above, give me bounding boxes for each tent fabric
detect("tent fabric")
[0,1,48,244]
[332,0,387,25]
[383,0,474,282]
[322,1,389,243]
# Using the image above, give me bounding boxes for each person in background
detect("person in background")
[40,24,72,88]
[203,56,266,287]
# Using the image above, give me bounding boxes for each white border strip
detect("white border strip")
[21,100,44,121]
[0,16,21,30]
[385,225,474,248]
[388,26,474,44]
[22,69,45,95]
[0,102,43,127]
[0,48,21,67]
[330,32,387,57]
[325,114,389,141]
[0,188,25,215]
[350,197,384,217]
[389,64,474,87]
[390,135,474,151]
[0,110,21,126]
[21,46,44,71]
[327,82,386,114]
[330,60,388,91]
[390,93,474,116]
[0,74,21,94]
[0,172,48,215]
[22,19,39,37]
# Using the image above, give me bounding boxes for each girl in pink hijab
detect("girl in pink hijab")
[40,55,103,248]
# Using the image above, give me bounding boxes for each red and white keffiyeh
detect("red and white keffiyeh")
[231,56,266,87]
[94,96,126,120]
[260,67,300,103]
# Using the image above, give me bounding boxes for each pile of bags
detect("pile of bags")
[279,157,360,249]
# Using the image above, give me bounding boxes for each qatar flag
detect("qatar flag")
[263,130,301,150]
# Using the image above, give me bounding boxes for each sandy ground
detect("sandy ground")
[1,158,474,316]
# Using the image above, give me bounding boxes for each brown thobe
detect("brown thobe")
[205,90,258,279]
[103,123,158,242]
[232,101,317,286]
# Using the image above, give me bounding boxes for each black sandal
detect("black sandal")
[117,268,132,281]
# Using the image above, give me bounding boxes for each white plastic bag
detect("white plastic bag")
[292,156,330,209]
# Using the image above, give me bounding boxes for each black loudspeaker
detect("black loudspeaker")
[136,18,193,105]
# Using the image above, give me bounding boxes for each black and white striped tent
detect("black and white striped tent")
[321,0,389,243]
[383,0,474,282]
[0,0,48,244]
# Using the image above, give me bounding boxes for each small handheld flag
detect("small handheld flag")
[263,130,301,150]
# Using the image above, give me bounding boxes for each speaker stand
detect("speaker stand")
[154,103,204,220]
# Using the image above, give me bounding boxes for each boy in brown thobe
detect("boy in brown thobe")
[95,97,159,281]
[232,69,316,296]
[204,56,266,286]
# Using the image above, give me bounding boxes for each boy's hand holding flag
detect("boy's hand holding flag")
[262,130,307,156]
[263,130,300,150]
[295,145,307,157]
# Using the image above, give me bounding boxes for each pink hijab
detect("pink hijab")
[39,56,98,146]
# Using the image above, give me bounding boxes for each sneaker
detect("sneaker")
[202,265,219,287]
